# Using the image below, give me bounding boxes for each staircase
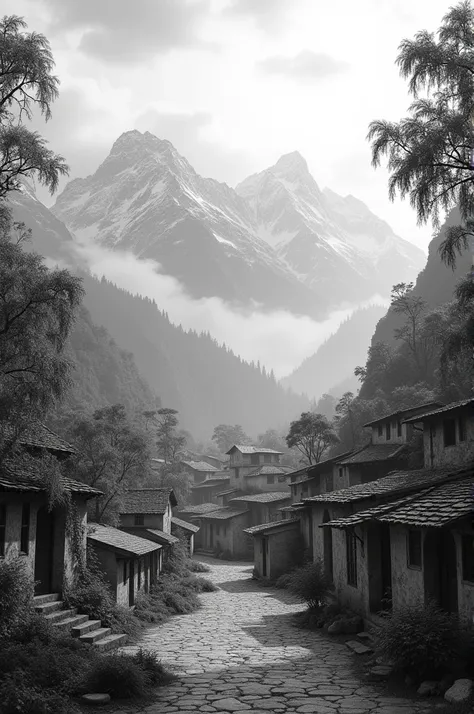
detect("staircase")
[34,593,127,652]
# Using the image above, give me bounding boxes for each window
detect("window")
[397,421,402,438]
[407,530,422,569]
[302,486,308,497]
[462,535,474,582]
[264,454,271,463]
[251,454,259,465]
[267,475,275,485]
[378,424,383,437]
[278,474,286,483]
[443,418,456,447]
[385,422,391,440]
[20,503,30,555]
[346,530,358,587]
[325,473,333,492]
[0,505,5,557]
[134,514,144,526]
[123,561,128,585]
[459,416,467,442]
[234,467,240,479]
[338,467,343,480]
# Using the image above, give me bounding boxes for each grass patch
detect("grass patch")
[187,559,211,573]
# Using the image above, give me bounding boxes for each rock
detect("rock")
[417,681,438,696]
[357,631,372,641]
[345,640,373,655]
[444,678,473,704]
[341,616,364,634]
[81,693,111,705]
[368,665,393,681]
[327,620,343,634]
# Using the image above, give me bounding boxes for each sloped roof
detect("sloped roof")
[320,494,421,529]
[377,479,474,527]
[0,458,102,498]
[246,465,290,478]
[181,460,219,472]
[304,463,474,505]
[337,443,408,465]
[119,488,177,514]
[403,398,474,423]
[199,508,249,521]
[179,503,222,515]
[226,445,283,455]
[216,488,241,497]
[122,527,179,546]
[244,517,301,536]
[87,524,161,556]
[2,421,78,454]
[171,516,200,533]
[230,492,291,504]
[363,402,444,427]
[191,475,230,490]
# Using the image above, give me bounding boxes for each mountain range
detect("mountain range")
[51,130,426,317]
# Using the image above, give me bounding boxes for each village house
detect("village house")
[245,518,303,580]
[0,422,102,595]
[171,516,199,555]
[226,445,283,490]
[180,460,221,484]
[228,492,291,525]
[244,464,293,492]
[189,474,231,505]
[118,488,183,556]
[176,503,222,551]
[87,524,162,607]
[197,508,251,559]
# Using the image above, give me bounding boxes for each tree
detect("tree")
[286,412,339,465]
[439,275,474,394]
[211,424,250,454]
[155,408,186,464]
[367,1,474,269]
[64,404,151,524]
[334,392,356,448]
[0,15,68,197]
[390,283,438,380]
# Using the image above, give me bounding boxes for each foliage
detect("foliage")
[63,404,151,524]
[81,653,148,699]
[186,559,211,573]
[212,423,250,453]
[0,557,34,638]
[283,560,333,610]
[286,412,339,464]
[0,15,68,198]
[153,407,187,462]
[367,1,474,268]
[0,674,79,714]
[374,601,464,679]
[144,459,190,506]
[132,648,176,687]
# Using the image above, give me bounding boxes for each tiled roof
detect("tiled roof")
[226,445,283,455]
[216,488,241,497]
[363,402,444,427]
[179,503,222,514]
[181,460,219,472]
[304,463,474,504]
[191,475,230,489]
[246,465,290,477]
[0,458,102,498]
[291,474,320,488]
[119,488,177,514]
[230,492,291,504]
[122,527,179,546]
[171,516,200,533]
[244,517,301,536]
[87,524,161,556]
[2,421,78,454]
[199,508,249,521]
[320,494,421,529]
[279,504,306,512]
[403,398,474,423]
[337,443,408,465]
[307,451,355,473]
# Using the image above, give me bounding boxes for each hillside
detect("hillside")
[282,305,387,399]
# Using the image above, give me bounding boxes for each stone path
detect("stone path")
[115,559,436,714]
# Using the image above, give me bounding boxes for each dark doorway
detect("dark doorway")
[424,530,458,613]
[307,513,314,559]
[34,507,55,595]
[209,524,214,549]
[323,510,333,581]
[368,522,392,613]
[129,561,135,606]
[262,536,268,577]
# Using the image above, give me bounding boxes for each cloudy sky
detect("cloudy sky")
[6,0,456,250]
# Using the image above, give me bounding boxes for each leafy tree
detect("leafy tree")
[367,1,474,268]
[145,461,190,507]
[312,393,337,419]
[155,408,186,464]
[64,404,151,524]
[257,428,286,452]
[0,15,68,198]
[439,275,474,394]
[211,424,250,453]
[286,412,339,465]
[334,392,356,448]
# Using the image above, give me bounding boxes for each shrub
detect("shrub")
[133,648,176,687]
[82,653,148,699]
[0,674,79,714]
[0,558,35,638]
[275,572,293,589]
[374,601,464,680]
[187,559,210,573]
[284,560,333,610]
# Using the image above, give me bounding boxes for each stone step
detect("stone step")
[44,608,77,624]
[72,619,102,638]
[93,633,128,652]
[33,593,61,606]
[35,600,64,615]
[80,627,111,644]
[346,640,373,655]
[52,614,90,633]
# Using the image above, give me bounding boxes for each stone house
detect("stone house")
[87,524,162,607]
[176,503,222,551]
[190,475,230,505]
[180,460,220,484]
[197,508,251,559]
[244,464,293,493]
[228,492,292,526]
[118,487,182,557]
[171,516,199,555]
[245,518,302,580]
[226,445,283,490]
[0,422,101,595]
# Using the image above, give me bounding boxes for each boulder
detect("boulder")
[346,640,373,655]
[81,693,111,706]
[368,665,393,681]
[444,678,473,704]
[417,681,438,696]
[327,620,344,634]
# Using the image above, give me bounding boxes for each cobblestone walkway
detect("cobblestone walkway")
[117,559,435,714]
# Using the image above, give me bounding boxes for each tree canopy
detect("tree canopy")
[211,424,250,454]
[286,412,338,465]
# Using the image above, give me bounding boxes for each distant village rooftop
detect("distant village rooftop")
[230,492,291,504]
[363,401,444,427]
[403,398,474,423]
[225,444,283,455]
[119,488,177,514]
[337,443,408,465]
[198,508,249,521]
[244,517,301,536]
[181,460,219,472]
[246,465,290,478]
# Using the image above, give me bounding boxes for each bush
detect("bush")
[82,653,148,699]
[0,674,79,714]
[284,560,333,610]
[133,648,176,687]
[374,601,465,680]
[0,558,35,638]
[187,559,210,573]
